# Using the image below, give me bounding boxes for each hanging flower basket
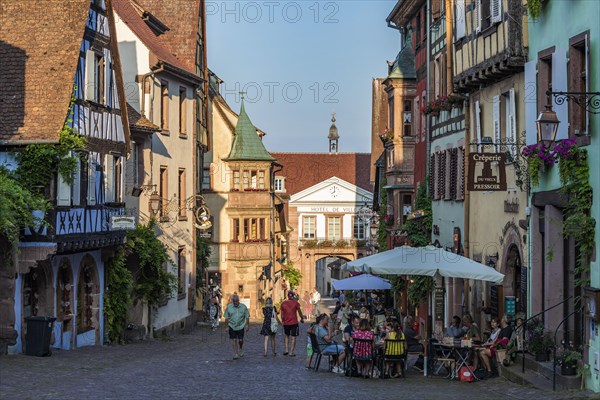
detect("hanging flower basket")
[521,143,555,186]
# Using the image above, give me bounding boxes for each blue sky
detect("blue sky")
[207,0,399,153]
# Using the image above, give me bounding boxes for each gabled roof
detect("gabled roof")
[223,100,275,162]
[270,152,374,194]
[113,0,197,79]
[133,0,201,73]
[0,0,90,143]
[127,103,159,133]
[290,176,373,204]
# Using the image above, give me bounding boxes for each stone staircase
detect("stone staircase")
[500,353,585,394]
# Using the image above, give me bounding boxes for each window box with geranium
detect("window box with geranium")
[421,96,453,117]
[379,128,394,143]
[383,214,394,226]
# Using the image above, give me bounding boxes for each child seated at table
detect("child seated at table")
[351,319,375,378]
[383,322,405,378]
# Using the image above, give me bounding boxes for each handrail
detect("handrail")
[522,295,573,373]
[552,308,581,391]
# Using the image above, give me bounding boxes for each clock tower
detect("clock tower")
[328,113,339,153]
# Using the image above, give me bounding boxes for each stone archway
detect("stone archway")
[77,254,100,346]
[56,258,74,349]
[500,226,524,315]
[21,261,53,353]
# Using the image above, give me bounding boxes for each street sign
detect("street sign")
[110,216,135,230]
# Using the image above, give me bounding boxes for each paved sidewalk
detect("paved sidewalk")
[0,323,594,400]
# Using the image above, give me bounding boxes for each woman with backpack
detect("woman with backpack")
[260,297,281,357]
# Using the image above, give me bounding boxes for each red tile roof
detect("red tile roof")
[133,0,201,73]
[0,0,90,143]
[270,152,374,195]
[113,0,195,76]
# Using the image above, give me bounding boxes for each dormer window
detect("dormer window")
[142,11,170,36]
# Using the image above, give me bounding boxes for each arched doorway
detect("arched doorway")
[77,255,100,346]
[504,244,524,314]
[21,261,53,353]
[56,258,74,349]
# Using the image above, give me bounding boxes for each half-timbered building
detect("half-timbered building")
[0,0,130,353]
[451,0,529,330]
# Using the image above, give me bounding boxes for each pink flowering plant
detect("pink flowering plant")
[383,214,394,226]
[522,143,554,186]
[379,127,394,142]
[421,96,453,115]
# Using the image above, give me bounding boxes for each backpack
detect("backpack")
[459,366,474,382]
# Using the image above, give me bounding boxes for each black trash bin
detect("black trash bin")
[24,316,56,356]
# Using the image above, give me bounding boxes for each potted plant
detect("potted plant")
[555,345,582,376]
[527,320,554,361]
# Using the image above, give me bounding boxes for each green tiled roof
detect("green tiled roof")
[224,100,276,162]
[388,30,416,80]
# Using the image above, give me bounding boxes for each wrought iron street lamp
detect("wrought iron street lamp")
[536,104,560,148]
[149,190,161,216]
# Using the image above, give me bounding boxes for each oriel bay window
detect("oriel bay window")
[233,169,267,191]
[232,217,266,242]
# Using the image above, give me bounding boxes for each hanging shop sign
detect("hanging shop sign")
[467,152,507,191]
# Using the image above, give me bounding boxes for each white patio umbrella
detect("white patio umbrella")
[342,245,504,284]
[343,245,504,377]
[332,274,391,291]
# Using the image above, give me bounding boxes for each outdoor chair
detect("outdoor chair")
[351,337,376,378]
[309,332,340,373]
[430,342,455,378]
[380,338,406,378]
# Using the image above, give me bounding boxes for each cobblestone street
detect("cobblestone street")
[0,322,593,400]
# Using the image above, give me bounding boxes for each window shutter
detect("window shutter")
[104,48,111,107]
[524,60,537,145]
[429,154,435,198]
[449,148,458,200]
[439,151,446,200]
[475,100,482,150]
[490,0,501,23]
[57,171,71,207]
[508,88,517,157]
[552,49,568,141]
[584,34,590,135]
[72,156,81,206]
[456,0,466,39]
[105,154,115,203]
[493,95,501,150]
[87,155,97,205]
[475,0,482,33]
[85,50,95,101]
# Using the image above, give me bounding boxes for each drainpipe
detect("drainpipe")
[463,94,471,314]
[140,64,165,118]
[445,0,454,96]
[426,0,431,194]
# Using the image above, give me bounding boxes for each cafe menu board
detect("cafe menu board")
[490,285,499,318]
[434,288,444,321]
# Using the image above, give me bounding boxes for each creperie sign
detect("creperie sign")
[467,152,507,191]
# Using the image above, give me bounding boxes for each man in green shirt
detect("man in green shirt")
[224,294,250,359]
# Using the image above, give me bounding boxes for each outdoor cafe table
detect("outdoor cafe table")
[437,343,483,381]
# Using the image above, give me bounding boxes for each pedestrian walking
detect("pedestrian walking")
[223,294,250,360]
[208,295,220,331]
[260,297,281,357]
[310,288,321,318]
[302,291,312,320]
[280,291,304,357]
